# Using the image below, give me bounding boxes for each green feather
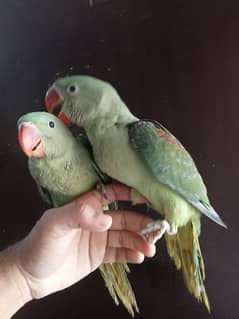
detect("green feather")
[128,120,226,228]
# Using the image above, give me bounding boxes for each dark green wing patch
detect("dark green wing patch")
[128,120,226,227]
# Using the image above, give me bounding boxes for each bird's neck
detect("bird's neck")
[84,99,138,142]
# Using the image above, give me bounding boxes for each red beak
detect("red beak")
[59,111,73,126]
[45,86,73,126]
[45,86,63,113]
[18,124,45,158]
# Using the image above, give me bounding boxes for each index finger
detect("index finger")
[106,209,153,232]
[77,184,146,207]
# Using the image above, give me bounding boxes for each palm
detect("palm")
[17,185,155,299]
[19,228,108,298]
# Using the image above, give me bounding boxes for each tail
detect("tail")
[101,201,138,316]
[99,263,139,316]
[165,220,210,312]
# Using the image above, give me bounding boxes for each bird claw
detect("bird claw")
[167,223,177,235]
[144,230,164,244]
[140,219,177,244]
[96,183,108,200]
[96,183,119,211]
[96,183,109,211]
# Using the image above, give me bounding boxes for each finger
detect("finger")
[106,210,153,232]
[68,201,112,232]
[108,230,156,257]
[51,184,133,232]
[42,203,112,235]
[102,184,148,205]
[78,184,132,207]
[104,247,145,264]
[42,184,145,234]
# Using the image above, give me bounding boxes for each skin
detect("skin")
[0,185,155,319]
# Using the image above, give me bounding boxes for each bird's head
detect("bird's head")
[45,75,135,129]
[18,112,72,159]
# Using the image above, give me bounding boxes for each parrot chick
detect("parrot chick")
[45,75,227,312]
[17,111,139,316]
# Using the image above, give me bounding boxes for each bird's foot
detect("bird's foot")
[96,183,109,211]
[96,183,119,211]
[96,182,108,200]
[140,220,177,244]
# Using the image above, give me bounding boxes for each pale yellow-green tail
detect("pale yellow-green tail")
[165,221,210,312]
[100,202,139,316]
[99,263,139,316]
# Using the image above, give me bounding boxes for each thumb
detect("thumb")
[43,201,112,234]
[71,202,112,231]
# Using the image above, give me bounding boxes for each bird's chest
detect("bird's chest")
[90,128,197,226]
[91,127,159,204]
[30,157,97,200]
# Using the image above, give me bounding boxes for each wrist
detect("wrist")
[0,244,32,318]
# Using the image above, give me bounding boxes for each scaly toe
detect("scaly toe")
[167,224,177,235]
[140,219,171,243]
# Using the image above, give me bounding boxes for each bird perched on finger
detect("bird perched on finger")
[45,75,227,312]
[17,111,139,316]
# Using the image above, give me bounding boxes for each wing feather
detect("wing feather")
[128,120,226,228]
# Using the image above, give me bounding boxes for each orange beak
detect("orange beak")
[58,112,72,126]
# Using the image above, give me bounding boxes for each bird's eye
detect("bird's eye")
[67,83,79,95]
[48,121,55,128]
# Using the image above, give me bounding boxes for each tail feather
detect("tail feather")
[99,263,139,316]
[101,202,138,316]
[194,200,227,229]
[165,221,210,312]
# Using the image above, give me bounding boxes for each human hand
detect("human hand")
[13,184,155,301]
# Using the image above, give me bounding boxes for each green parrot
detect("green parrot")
[17,111,139,316]
[45,75,227,312]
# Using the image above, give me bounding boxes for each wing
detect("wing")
[36,183,55,207]
[128,120,226,228]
